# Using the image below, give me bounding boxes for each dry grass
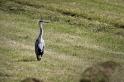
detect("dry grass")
[0,0,124,82]
[80,61,121,82]
[21,77,43,82]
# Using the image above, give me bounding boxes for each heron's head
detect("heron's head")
[39,17,49,23]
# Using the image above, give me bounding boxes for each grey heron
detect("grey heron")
[35,18,49,61]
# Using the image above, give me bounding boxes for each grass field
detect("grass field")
[0,0,124,82]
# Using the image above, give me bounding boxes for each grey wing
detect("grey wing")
[35,40,41,55]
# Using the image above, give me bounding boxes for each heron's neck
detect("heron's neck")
[38,22,43,39]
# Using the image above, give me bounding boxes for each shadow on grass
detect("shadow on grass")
[115,31,124,37]
[114,23,124,29]
[17,58,36,62]
[0,72,13,77]
[80,61,121,82]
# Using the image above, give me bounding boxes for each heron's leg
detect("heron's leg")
[36,55,41,61]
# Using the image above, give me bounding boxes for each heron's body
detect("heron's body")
[35,19,45,61]
[35,38,44,61]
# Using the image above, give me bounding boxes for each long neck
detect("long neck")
[38,22,43,39]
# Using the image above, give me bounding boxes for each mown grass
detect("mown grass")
[0,0,124,82]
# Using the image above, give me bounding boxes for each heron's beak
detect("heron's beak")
[44,20,50,23]
[39,19,50,23]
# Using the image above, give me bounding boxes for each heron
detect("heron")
[35,18,49,61]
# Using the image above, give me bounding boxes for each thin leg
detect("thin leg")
[37,55,41,61]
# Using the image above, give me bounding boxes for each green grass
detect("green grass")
[0,0,124,82]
